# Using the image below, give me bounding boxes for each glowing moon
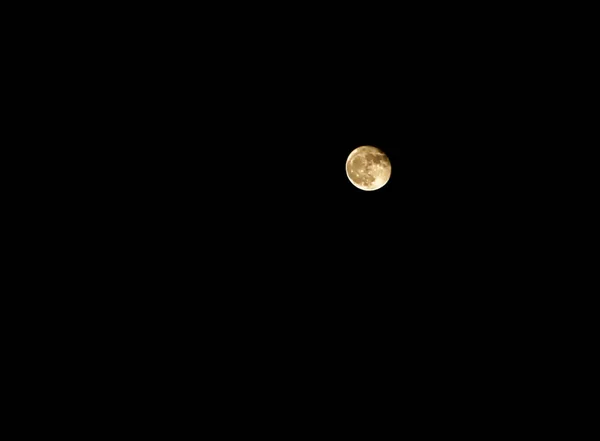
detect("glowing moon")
[346,146,392,191]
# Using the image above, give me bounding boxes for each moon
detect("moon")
[346,146,392,191]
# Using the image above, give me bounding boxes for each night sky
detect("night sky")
[129,38,530,296]
[96,4,562,355]
[65,6,571,407]
[115,6,544,251]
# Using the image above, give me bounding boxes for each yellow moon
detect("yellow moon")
[346,146,392,191]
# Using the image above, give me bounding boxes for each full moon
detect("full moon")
[346,146,392,191]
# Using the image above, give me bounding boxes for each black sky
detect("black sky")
[95,4,563,336]
[54,6,578,403]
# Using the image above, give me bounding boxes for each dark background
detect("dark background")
[83,5,561,306]
[65,4,566,376]
[15,4,578,414]
[113,21,547,272]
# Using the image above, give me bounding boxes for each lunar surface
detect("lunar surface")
[346,146,392,191]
